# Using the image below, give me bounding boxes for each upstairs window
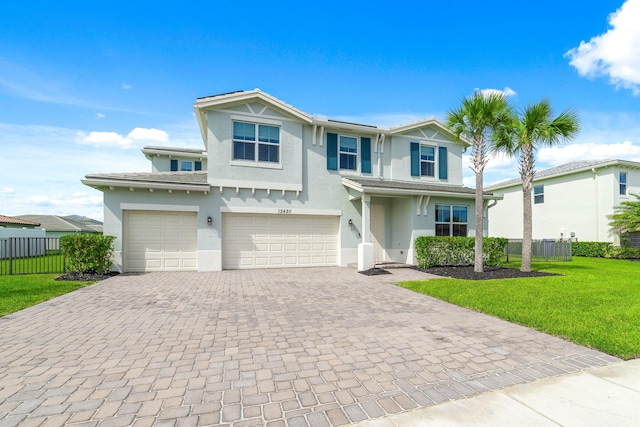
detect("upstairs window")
[339,136,357,170]
[411,143,448,179]
[435,205,468,237]
[195,161,202,171]
[620,172,627,195]
[420,146,435,177]
[233,121,280,163]
[181,161,193,171]
[534,185,544,204]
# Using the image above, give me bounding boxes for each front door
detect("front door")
[370,204,385,263]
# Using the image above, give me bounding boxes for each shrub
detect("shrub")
[605,245,640,260]
[60,234,116,274]
[572,241,612,258]
[414,236,508,269]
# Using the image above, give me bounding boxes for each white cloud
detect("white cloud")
[122,82,132,90]
[566,0,640,95]
[538,140,640,165]
[0,187,14,194]
[76,127,169,149]
[97,113,105,119]
[476,87,517,98]
[128,127,169,142]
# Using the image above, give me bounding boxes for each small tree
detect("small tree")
[609,193,640,243]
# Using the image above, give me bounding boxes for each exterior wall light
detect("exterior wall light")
[207,216,212,225]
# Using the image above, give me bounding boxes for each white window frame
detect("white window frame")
[231,120,281,167]
[534,185,544,204]
[420,144,436,177]
[339,135,358,171]
[435,204,468,237]
[620,172,627,196]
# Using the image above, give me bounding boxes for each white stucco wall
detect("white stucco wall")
[488,166,640,242]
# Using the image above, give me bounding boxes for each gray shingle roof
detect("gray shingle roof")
[486,159,625,190]
[84,171,208,186]
[343,177,495,196]
[16,215,99,232]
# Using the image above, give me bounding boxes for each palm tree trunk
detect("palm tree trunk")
[475,170,484,273]
[521,145,534,272]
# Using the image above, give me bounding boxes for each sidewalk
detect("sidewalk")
[351,359,640,427]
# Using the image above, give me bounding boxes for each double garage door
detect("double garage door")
[124,211,197,272]
[222,213,339,269]
[123,211,339,272]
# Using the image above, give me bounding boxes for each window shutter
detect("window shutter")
[361,137,371,173]
[410,142,420,176]
[195,161,202,171]
[438,147,448,179]
[327,132,338,170]
[170,159,178,171]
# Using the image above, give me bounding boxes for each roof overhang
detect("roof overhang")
[389,118,472,146]
[142,146,206,160]
[342,178,501,200]
[82,178,210,194]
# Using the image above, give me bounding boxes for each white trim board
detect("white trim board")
[120,203,200,212]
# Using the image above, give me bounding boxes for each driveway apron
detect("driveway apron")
[0,268,619,426]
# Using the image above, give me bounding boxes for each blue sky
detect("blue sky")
[2,0,640,221]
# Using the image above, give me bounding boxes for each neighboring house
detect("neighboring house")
[83,89,500,273]
[487,159,640,243]
[0,214,40,229]
[16,215,103,238]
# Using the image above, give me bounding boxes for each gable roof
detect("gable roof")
[0,214,40,227]
[388,118,472,145]
[16,215,100,233]
[487,159,640,190]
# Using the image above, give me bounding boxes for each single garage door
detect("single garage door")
[222,213,339,269]
[124,211,197,272]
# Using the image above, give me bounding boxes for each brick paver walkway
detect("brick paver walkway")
[0,268,619,426]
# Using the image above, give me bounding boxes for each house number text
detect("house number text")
[277,209,292,214]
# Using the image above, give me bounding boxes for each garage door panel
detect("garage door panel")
[124,211,198,272]
[222,213,338,269]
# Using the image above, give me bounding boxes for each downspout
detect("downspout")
[377,133,386,178]
[592,168,599,241]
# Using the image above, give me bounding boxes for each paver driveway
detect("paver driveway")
[0,267,619,426]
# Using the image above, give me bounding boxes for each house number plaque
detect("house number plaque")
[277,209,292,214]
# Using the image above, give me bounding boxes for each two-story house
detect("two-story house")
[83,89,500,272]
[487,159,640,243]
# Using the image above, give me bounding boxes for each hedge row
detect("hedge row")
[414,236,509,269]
[60,234,116,274]
[572,241,640,259]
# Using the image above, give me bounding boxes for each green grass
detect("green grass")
[0,274,95,317]
[400,257,640,360]
[1,252,66,275]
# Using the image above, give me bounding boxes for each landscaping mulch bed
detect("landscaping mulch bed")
[415,265,559,280]
[55,271,120,281]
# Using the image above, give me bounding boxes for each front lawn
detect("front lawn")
[0,274,95,317]
[400,257,640,360]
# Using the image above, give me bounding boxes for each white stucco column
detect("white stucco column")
[358,193,374,270]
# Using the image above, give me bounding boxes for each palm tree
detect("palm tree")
[447,92,512,273]
[495,100,579,272]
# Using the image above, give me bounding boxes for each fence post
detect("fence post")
[9,237,13,275]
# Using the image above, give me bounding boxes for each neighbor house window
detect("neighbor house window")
[620,172,627,195]
[420,145,435,177]
[181,161,193,171]
[339,136,357,170]
[195,161,202,171]
[435,205,468,237]
[233,121,280,163]
[534,185,544,204]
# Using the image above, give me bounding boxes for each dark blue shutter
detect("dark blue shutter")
[438,147,448,179]
[361,137,371,173]
[170,159,178,171]
[327,132,338,170]
[410,142,420,177]
[195,161,202,171]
